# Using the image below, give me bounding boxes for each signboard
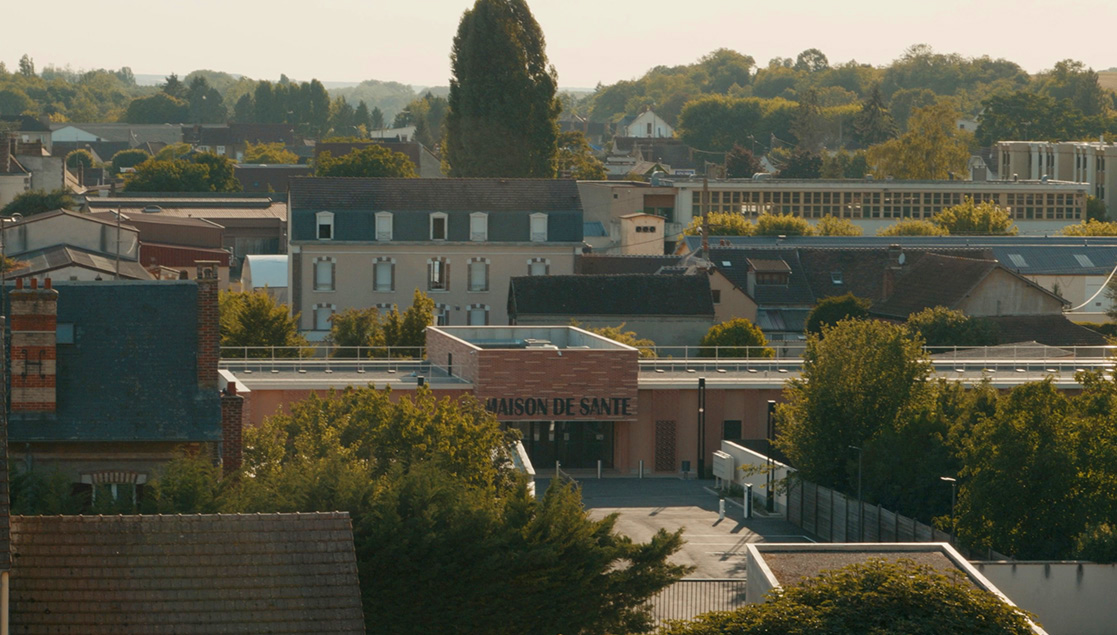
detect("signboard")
[485,396,633,418]
[712,450,736,481]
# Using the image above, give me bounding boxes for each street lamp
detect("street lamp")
[941,476,957,540]
[849,445,862,541]
[697,377,706,479]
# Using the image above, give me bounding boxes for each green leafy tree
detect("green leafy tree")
[906,306,999,347]
[790,88,825,151]
[380,289,435,356]
[186,76,227,123]
[243,141,298,164]
[315,145,418,178]
[793,48,830,73]
[154,142,192,161]
[777,150,822,179]
[1061,218,1117,236]
[445,0,561,177]
[975,91,1066,146]
[0,88,34,115]
[190,152,240,192]
[1086,196,1108,222]
[109,148,150,174]
[805,293,871,334]
[161,73,186,99]
[64,149,94,170]
[123,92,189,123]
[1036,59,1110,117]
[328,307,383,357]
[141,449,227,514]
[659,559,1035,635]
[370,106,385,130]
[579,322,657,358]
[557,131,606,179]
[0,188,75,216]
[698,318,774,358]
[124,153,242,192]
[18,54,35,78]
[683,211,755,236]
[756,212,814,236]
[932,198,1016,235]
[777,319,930,491]
[877,219,948,236]
[725,144,762,178]
[867,101,972,180]
[1075,523,1117,564]
[852,84,896,147]
[218,290,307,357]
[813,215,862,236]
[819,149,868,178]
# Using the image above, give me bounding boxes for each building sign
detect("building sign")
[485,396,634,418]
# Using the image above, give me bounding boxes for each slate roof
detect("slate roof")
[796,247,992,303]
[583,221,607,237]
[49,123,184,145]
[235,164,313,193]
[710,248,815,306]
[991,245,1117,275]
[7,281,221,443]
[872,254,1002,318]
[576,254,682,275]
[10,512,365,634]
[985,315,1109,348]
[6,244,153,280]
[290,177,583,212]
[509,274,714,317]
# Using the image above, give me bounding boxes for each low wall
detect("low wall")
[718,440,791,516]
[974,561,1117,635]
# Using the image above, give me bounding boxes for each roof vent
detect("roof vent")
[142,205,163,213]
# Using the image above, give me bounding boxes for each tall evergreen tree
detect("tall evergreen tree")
[445,0,560,177]
[853,85,897,147]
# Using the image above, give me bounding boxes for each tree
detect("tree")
[852,84,896,147]
[975,91,1065,146]
[123,92,189,123]
[328,307,382,357]
[370,106,385,130]
[877,219,948,236]
[445,0,560,177]
[124,153,242,192]
[0,88,34,116]
[777,319,930,491]
[186,76,227,123]
[328,291,435,358]
[805,293,871,334]
[380,289,435,356]
[756,212,814,236]
[1061,218,1117,236]
[64,149,94,170]
[109,148,151,174]
[725,144,762,178]
[315,146,418,178]
[793,48,830,73]
[932,198,1017,235]
[557,131,606,180]
[906,306,999,347]
[683,211,754,236]
[1086,196,1108,222]
[18,54,34,78]
[0,189,75,216]
[243,141,299,164]
[218,290,307,357]
[161,73,186,99]
[819,149,868,178]
[777,150,822,179]
[579,323,657,358]
[698,318,774,358]
[866,101,972,180]
[814,215,862,236]
[790,89,825,151]
[659,559,1035,635]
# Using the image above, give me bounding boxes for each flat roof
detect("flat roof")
[430,326,637,351]
[221,360,471,391]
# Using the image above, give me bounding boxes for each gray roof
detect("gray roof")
[8,281,221,443]
[711,248,816,306]
[576,254,682,275]
[991,245,1117,275]
[290,177,583,212]
[509,274,714,317]
[682,234,1117,252]
[7,244,153,280]
[11,512,364,633]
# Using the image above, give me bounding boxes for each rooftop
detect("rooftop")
[509,274,715,317]
[430,325,637,352]
[289,177,583,212]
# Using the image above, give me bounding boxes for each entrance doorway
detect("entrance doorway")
[514,421,614,470]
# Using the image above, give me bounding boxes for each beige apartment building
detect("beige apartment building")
[997,141,1117,219]
[288,177,583,336]
[665,177,1089,235]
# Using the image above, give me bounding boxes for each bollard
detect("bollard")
[597,459,602,479]
[639,460,644,479]
[746,483,753,519]
[718,498,726,521]
[555,460,560,480]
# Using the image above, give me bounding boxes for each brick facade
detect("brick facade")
[10,278,58,413]
[221,386,244,474]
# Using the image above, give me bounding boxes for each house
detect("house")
[86,210,233,287]
[183,122,299,160]
[2,210,152,281]
[0,115,52,151]
[621,108,674,139]
[507,273,715,346]
[0,137,31,208]
[49,123,183,148]
[9,512,365,633]
[288,177,583,335]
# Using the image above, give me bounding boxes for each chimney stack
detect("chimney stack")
[10,278,59,413]
[0,135,11,173]
[220,382,244,474]
[195,262,220,392]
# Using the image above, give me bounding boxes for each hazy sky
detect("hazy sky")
[4,0,1115,88]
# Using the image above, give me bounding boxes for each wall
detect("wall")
[959,268,1065,316]
[719,440,791,515]
[974,562,1117,635]
[240,385,474,427]
[515,315,712,347]
[15,155,66,192]
[3,214,139,259]
[709,270,757,325]
[619,215,665,255]
[0,173,30,209]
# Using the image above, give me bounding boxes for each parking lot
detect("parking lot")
[536,477,813,579]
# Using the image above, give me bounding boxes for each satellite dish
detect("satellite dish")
[898,253,906,265]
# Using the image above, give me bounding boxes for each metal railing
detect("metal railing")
[646,578,748,625]
[220,345,425,360]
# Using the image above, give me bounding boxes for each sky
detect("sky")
[3,0,1115,89]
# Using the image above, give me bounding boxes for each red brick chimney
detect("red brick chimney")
[10,278,58,413]
[196,262,219,391]
[220,382,243,474]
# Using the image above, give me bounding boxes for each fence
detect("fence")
[786,478,1005,560]
[646,579,747,626]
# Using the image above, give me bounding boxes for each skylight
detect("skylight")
[830,271,843,284]
[1074,254,1094,267]
[1007,254,1027,267]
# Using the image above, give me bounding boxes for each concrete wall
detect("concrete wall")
[0,173,30,208]
[619,214,665,255]
[709,271,757,325]
[719,440,791,515]
[16,155,66,192]
[974,561,1117,635]
[959,268,1065,316]
[1029,273,1113,318]
[514,315,712,347]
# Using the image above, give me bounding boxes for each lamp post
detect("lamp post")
[941,476,957,541]
[697,377,706,479]
[766,400,776,512]
[849,445,862,541]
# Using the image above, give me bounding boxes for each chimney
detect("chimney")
[0,315,11,578]
[10,277,59,413]
[220,382,244,474]
[0,135,10,173]
[196,262,219,391]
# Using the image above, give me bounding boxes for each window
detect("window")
[314,304,335,331]
[711,290,721,304]
[435,304,451,326]
[646,122,652,136]
[722,420,742,440]
[376,212,393,241]
[468,258,489,292]
[467,304,490,326]
[316,211,334,240]
[313,258,335,291]
[430,212,448,241]
[216,145,226,155]
[428,257,450,291]
[57,323,75,344]
[470,212,488,242]
[374,257,394,291]
[528,257,549,276]
[530,213,547,242]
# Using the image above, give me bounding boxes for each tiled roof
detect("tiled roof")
[509,274,714,317]
[7,281,221,443]
[10,512,364,634]
[710,248,815,306]
[234,164,313,193]
[290,177,583,212]
[576,254,682,274]
[797,247,992,303]
[872,254,1001,318]
[7,244,153,280]
[985,315,1108,348]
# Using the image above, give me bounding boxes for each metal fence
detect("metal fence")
[786,478,1006,560]
[646,578,748,626]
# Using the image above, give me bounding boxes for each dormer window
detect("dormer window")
[431,212,448,241]
[470,212,488,242]
[530,213,547,242]
[831,271,843,285]
[376,212,393,241]
[316,211,334,240]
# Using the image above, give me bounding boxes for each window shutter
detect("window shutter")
[484,263,490,292]
[444,261,450,291]
[390,261,395,291]
[331,260,336,292]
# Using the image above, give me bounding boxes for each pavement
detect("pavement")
[536,477,814,579]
